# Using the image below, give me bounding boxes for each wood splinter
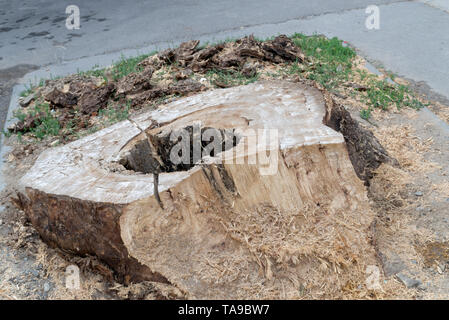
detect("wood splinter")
[127,117,164,209]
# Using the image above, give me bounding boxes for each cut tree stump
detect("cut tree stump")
[17,81,393,299]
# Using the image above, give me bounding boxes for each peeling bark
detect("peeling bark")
[322,93,398,182]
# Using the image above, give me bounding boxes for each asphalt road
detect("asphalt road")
[0,0,449,130]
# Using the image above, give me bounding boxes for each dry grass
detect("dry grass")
[429,101,449,125]
[431,182,449,199]
[209,200,407,299]
[373,124,437,173]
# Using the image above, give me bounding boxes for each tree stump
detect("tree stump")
[17,81,391,298]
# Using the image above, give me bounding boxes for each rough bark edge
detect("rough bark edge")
[14,188,168,285]
[322,92,399,183]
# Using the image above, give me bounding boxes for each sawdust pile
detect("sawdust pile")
[373,123,436,174]
[216,202,377,299]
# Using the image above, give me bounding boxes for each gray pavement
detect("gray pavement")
[0,0,405,68]
[0,0,448,129]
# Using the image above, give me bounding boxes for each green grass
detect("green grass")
[111,52,156,80]
[358,76,426,119]
[288,33,426,119]
[291,34,356,65]
[78,64,108,81]
[31,103,60,139]
[13,108,27,122]
[77,51,157,82]
[19,83,34,98]
[360,108,372,120]
[15,102,60,140]
[206,69,259,87]
[98,101,131,125]
[289,34,355,90]
[366,80,407,110]
[367,79,425,110]
[69,102,131,138]
[1,129,12,138]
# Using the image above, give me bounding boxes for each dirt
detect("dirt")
[0,64,38,131]
[1,36,449,299]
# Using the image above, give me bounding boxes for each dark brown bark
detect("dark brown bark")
[323,96,398,183]
[16,188,167,284]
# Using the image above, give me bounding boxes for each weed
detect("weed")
[99,101,130,125]
[30,103,60,139]
[111,52,156,80]
[206,69,259,87]
[19,82,35,97]
[78,64,108,81]
[13,102,60,140]
[288,34,355,89]
[288,33,425,118]
[1,129,12,138]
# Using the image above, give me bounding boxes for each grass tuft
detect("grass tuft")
[206,69,259,87]
[111,52,157,80]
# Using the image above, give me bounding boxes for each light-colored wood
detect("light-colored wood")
[18,81,377,298]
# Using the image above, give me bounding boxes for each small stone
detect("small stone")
[43,282,50,292]
[381,253,405,277]
[396,273,422,288]
[0,219,3,225]
[415,191,423,197]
